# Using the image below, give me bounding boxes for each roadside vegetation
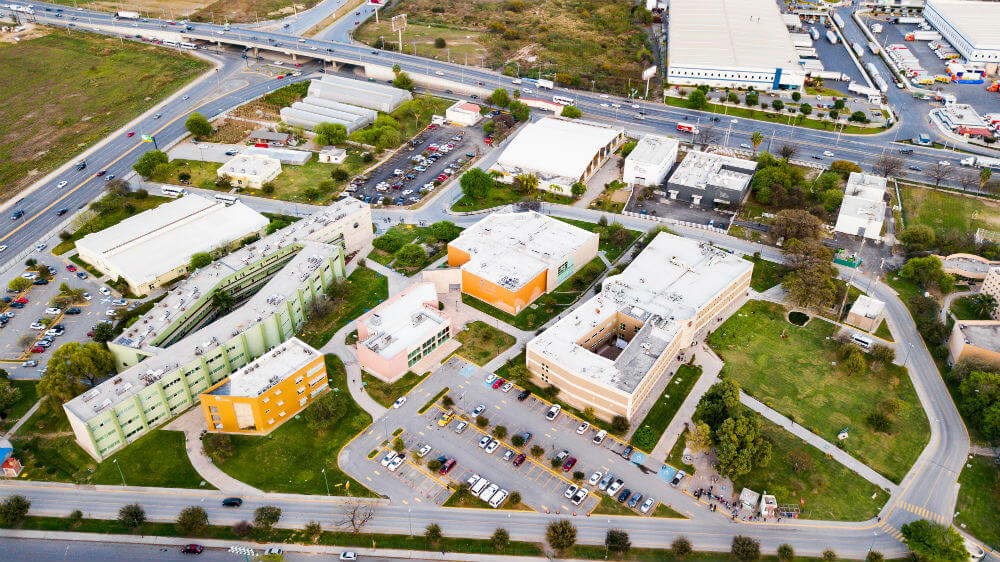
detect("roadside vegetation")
[954,455,1000,549]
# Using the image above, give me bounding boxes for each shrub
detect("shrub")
[611,415,629,434]
[0,495,30,527]
[118,503,146,529]
[232,520,253,536]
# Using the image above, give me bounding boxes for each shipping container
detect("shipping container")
[852,42,864,57]
[826,29,838,44]
[868,41,880,55]
[832,13,845,28]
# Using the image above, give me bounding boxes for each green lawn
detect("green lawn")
[0,379,39,434]
[361,370,430,409]
[950,295,990,320]
[553,217,640,262]
[442,487,532,511]
[0,32,209,201]
[297,267,390,348]
[651,503,686,519]
[708,300,930,484]
[665,430,695,474]
[591,495,637,516]
[874,319,894,342]
[68,253,103,277]
[630,365,703,451]
[885,274,925,308]
[454,321,516,366]
[452,185,574,213]
[217,355,376,496]
[744,256,789,292]
[733,415,883,521]
[954,456,1000,550]
[53,194,172,255]
[899,183,1000,238]
[147,159,221,189]
[663,96,883,134]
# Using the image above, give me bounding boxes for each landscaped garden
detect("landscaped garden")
[361,370,430,409]
[368,222,461,276]
[454,321,516,366]
[297,268,389,348]
[629,365,703,451]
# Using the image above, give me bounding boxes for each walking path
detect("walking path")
[320,321,387,419]
[162,410,263,495]
[739,393,899,493]
[649,344,724,460]
[3,399,41,439]
[939,290,974,323]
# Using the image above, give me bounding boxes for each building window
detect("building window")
[277,400,284,407]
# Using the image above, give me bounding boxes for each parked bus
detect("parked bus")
[552,95,575,105]
[851,334,873,350]
[214,194,238,206]
[161,186,187,198]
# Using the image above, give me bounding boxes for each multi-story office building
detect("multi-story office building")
[981,267,1000,319]
[200,338,328,435]
[526,232,752,421]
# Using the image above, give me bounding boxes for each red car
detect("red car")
[86,330,94,337]
[492,378,505,389]
[439,459,456,474]
[562,457,577,471]
[293,63,303,67]
[96,170,107,176]
[126,131,135,137]
[427,124,436,130]
[30,346,45,353]
[180,544,203,554]
[14,297,28,304]
[512,453,526,467]
[484,138,493,144]
[66,264,77,272]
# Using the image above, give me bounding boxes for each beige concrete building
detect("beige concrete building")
[981,267,1000,319]
[948,320,1000,367]
[846,295,886,333]
[525,232,752,422]
[217,154,282,188]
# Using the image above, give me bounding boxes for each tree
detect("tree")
[493,425,508,439]
[119,503,146,529]
[605,529,631,557]
[731,535,761,561]
[303,391,348,430]
[715,415,772,477]
[190,252,212,270]
[434,37,446,48]
[395,244,427,268]
[0,380,21,413]
[901,519,967,562]
[777,543,795,562]
[475,414,489,427]
[687,89,708,110]
[849,110,869,123]
[823,549,838,562]
[202,433,233,463]
[791,91,802,102]
[686,421,713,452]
[513,173,539,194]
[750,131,763,155]
[392,71,414,91]
[176,506,209,536]
[37,342,115,401]
[392,437,405,453]
[926,161,953,186]
[771,99,784,111]
[830,160,863,179]
[844,349,867,376]
[530,445,545,457]
[873,154,904,177]
[970,293,998,319]
[132,150,168,178]
[560,105,582,119]
[695,379,741,428]
[425,523,443,545]
[959,370,1000,440]
[232,520,253,536]
[91,322,115,344]
[866,550,884,562]
[799,103,812,117]
[185,112,212,138]
[460,168,494,200]
[253,505,282,532]
[546,519,577,552]
[491,88,510,108]
[492,527,510,551]
[671,536,693,558]
[899,225,936,255]
[511,434,525,447]
[314,122,348,145]
[7,277,30,292]
[509,100,530,121]
[571,181,586,198]
[900,255,946,289]
[303,520,322,543]
[611,415,629,434]
[430,221,462,242]
[336,500,375,533]
[778,144,797,160]
[784,265,838,310]
[981,168,992,190]
[0,495,30,527]
[773,209,822,241]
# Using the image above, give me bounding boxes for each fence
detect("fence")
[621,210,729,235]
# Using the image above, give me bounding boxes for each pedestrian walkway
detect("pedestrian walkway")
[739,393,898,493]
[3,399,41,439]
[162,410,264,495]
[363,258,417,296]
[649,344,724,460]
[940,290,974,323]
[320,320,388,419]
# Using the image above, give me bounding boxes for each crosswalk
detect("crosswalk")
[900,501,947,524]
[877,521,905,542]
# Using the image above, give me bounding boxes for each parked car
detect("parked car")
[571,488,589,505]
[417,444,432,457]
[439,459,456,474]
[588,471,603,486]
[564,484,579,499]
[392,396,407,409]
[640,497,655,513]
[517,389,531,401]
[670,470,686,487]
[545,404,561,421]
[562,457,577,471]
[512,453,526,466]
[180,544,204,554]
[607,479,624,496]
[472,404,486,415]
[576,422,590,435]
[484,440,499,454]
[617,488,632,503]
[598,473,613,491]
[453,421,467,434]
[478,435,491,449]
[221,497,243,507]
[620,445,633,460]
[380,451,398,467]
[387,455,405,472]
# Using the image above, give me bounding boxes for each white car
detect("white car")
[310,46,317,50]
[522,87,532,93]
[588,471,603,486]
[823,150,835,157]
[21,272,37,280]
[488,489,508,508]
[434,71,444,76]
[740,143,752,149]
[478,435,491,449]
[30,322,45,330]
[563,484,579,499]
[44,328,62,337]
[484,439,499,454]
[298,38,306,42]
[105,309,118,316]
[571,488,588,505]
[57,180,68,188]
[500,382,513,393]
[392,396,407,409]
[417,444,432,457]
[453,421,467,434]
[0,245,7,253]
[484,374,497,386]
[607,479,624,495]
[99,287,111,296]
[44,307,61,315]
[401,189,414,196]
[380,451,398,467]
[600,103,609,107]
[264,548,283,556]
[35,242,46,251]
[639,497,655,513]
[545,404,561,421]
[387,455,405,472]
[479,483,499,501]
[273,61,283,65]
[576,422,590,435]
[938,160,950,166]
[339,553,358,561]
[82,292,91,301]
[472,404,486,415]
[600,94,609,99]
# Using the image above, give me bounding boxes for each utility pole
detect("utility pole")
[321,468,330,495]
[112,458,126,486]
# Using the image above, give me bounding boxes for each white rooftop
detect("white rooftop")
[627,134,680,167]
[450,211,598,291]
[528,232,751,393]
[359,283,447,359]
[209,338,320,398]
[927,0,1000,50]
[669,151,758,192]
[495,117,622,184]
[850,295,885,320]
[75,194,269,288]
[668,0,801,70]
[218,154,282,175]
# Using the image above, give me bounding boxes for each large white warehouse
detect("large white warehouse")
[924,0,1000,69]
[667,0,805,91]
[279,75,411,132]
[490,117,624,194]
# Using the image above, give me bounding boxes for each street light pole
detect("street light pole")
[112,458,126,486]
[321,468,330,496]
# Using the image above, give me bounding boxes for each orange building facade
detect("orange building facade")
[199,338,328,435]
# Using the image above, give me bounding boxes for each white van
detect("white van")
[479,483,499,502]
[466,473,480,489]
[471,477,490,496]
[593,429,607,445]
[489,489,509,508]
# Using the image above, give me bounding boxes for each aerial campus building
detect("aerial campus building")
[63,198,373,461]
[217,154,283,188]
[924,0,1000,70]
[667,0,806,91]
[833,172,887,240]
[622,134,679,187]
[663,150,758,208]
[490,117,625,194]
[445,211,599,315]
[75,194,270,296]
[846,295,887,333]
[526,232,752,422]
[948,320,1000,366]
[355,283,451,382]
[279,75,410,132]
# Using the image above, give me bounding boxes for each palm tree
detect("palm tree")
[971,293,998,319]
[980,168,992,191]
[750,131,763,156]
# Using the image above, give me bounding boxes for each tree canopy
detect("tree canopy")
[132,150,168,179]
[37,342,115,402]
[901,519,967,562]
[460,168,495,200]
[560,105,582,119]
[185,112,212,138]
[314,122,348,145]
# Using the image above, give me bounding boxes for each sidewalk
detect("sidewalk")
[739,393,898,493]
[162,410,263,496]
[3,399,42,439]
[649,344,724,460]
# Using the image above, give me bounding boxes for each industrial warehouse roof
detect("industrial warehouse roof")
[208,338,320,398]
[668,151,758,193]
[494,117,623,184]
[626,134,679,167]
[668,0,801,69]
[528,232,751,393]
[927,0,1000,50]
[359,283,448,360]
[449,211,598,292]
[75,194,269,289]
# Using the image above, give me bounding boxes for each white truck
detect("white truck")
[115,11,140,19]
[537,78,554,90]
[961,156,1000,170]
[832,13,845,28]
[826,30,838,44]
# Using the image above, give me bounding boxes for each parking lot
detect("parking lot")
[348,122,487,207]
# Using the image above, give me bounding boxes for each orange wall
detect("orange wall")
[461,268,547,315]
[447,245,470,268]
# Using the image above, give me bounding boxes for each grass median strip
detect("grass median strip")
[629,364,703,450]
[419,387,449,414]
[362,370,430,409]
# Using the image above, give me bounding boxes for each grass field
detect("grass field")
[147,159,221,188]
[630,365,703,450]
[361,370,429,409]
[899,184,1000,238]
[454,321,516,366]
[217,355,376,496]
[733,415,883,521]
[368,224,451,275]
[0,380,39,434]
[297,268,389,348]
[53,193,172,255]
[665,430,695,474]
[0,31,209,201]
[708,300,929,484]
[744,256,788,293]
[954,456,1000,550]
[874,319,893,342]
[950,295,990,320]
[452,185,574,212]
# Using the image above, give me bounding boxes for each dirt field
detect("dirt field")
[0,29,209,201]
[354,0,654,94]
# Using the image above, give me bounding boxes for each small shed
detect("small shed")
[739,488,760,511]
[319,146,347,164]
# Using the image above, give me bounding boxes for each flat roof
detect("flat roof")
[218,154,281,174]
[626,134,679,167]
[668,0,801,70]
[495,117,623,183]
[958,321,1000,353]
[850,295,885,319]
[668,151,758,192]
[450,211,598,291]
[75,194,269,288]
[359,283,447,359]
[450,101,481,113]
[528,232,751,393]
[209,338,319,398]
[927,0,1000,50]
